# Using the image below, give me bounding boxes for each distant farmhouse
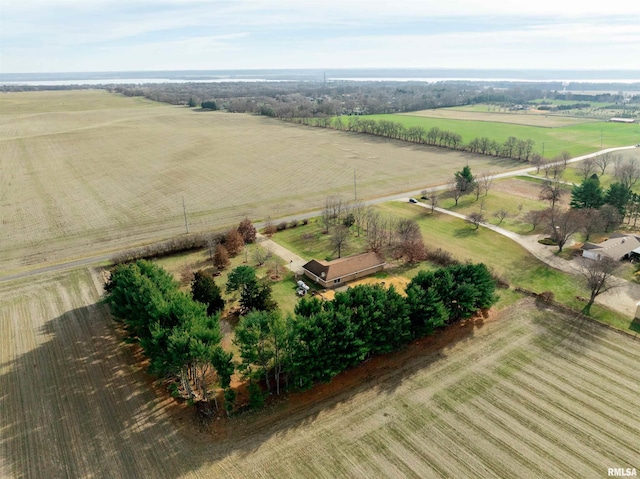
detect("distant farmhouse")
[608,117,636,124]
[581,233,640,261]
[302,252,386,288]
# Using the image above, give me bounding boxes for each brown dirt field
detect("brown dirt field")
[0,90,525,276]
[491,177,545,201]
[2,268,640,478]
[402,108,597,128]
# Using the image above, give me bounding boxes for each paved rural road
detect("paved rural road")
[1,145,637,285]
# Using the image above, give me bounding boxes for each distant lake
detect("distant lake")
[2,69,640,86]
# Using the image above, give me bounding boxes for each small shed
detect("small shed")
[302,252,386,289]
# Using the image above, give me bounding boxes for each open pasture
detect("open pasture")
[367,113,640,158]
[0,90,522,275]
[2,268,639,478]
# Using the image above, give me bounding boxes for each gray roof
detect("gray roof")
[582,234,640,260]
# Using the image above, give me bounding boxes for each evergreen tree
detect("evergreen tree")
[240,279,278,313]
[191,270,224,316]
[405,271,448,336]
[454,165,476,193]
[226,265,257,294]
[604,182,631,216]
[234,311,275,390]
[570,176,604,209]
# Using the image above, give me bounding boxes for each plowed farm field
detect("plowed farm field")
[2,269,639,478]
[0,90,524,275]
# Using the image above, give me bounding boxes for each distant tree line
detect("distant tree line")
[290,116,540,163]
[536,102,592,111]
[108,81,547,116]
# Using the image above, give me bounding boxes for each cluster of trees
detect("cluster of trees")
[226,265,277,314]
[210,218,257,270]
[529,154,640,253]
[293,116,540,163]
[318,196,427,263]
[104,260,235,412]
[233,263,498,395]
[105,256,498,411]
[109,80,550,116]
[536,102,592,111]
[200,100,218,110]
[567,156,640,236]
[110,218,257,266]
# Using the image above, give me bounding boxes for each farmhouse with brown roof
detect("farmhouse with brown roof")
[581,233,640,261]
[302,252,386,288]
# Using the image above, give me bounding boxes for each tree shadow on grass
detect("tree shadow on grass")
[453,226,477,238]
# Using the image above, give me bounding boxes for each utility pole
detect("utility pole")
[182,196,189,234]
[541,142,545,158]
[353,168,357,200]
[600,130,603,149]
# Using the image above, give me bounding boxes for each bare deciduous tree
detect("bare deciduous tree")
[330,225,350,258]
[539,179,565,210]
[253,245,272,266]
[493,209,509,225]
[599,204,622,232]
[450,180,465,206]
[426,188,439,212]
[595,152,611,176]
[614,158,640,191]
[351,200,368,237]
[578,158,596,181]
[365,210,385,253]
[480,172,493,197]
[525,209,548,231]
[549,209,583,252]
[578,256,620,315]
[576,208,604,241]
[473,181,484,201]
[393,219,426,263]
[530,153,543,173]
[467,212,484,230]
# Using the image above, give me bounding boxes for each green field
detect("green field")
[365,113,640,158]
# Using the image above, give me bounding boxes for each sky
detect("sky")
[1,0,640,73]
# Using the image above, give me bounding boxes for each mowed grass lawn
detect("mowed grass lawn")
[365,113,640,158]
[0,90,525,275]
[374,202,633,331]
[269,201,632,330]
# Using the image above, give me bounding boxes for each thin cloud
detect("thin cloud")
[1,1,639,72]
